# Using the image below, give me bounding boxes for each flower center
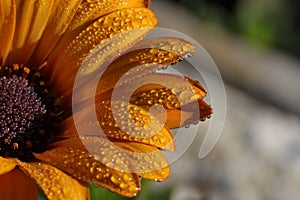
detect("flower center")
[0,65,58,160]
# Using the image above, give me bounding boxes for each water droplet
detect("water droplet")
[186,53,193,58]
[161,65,168,70]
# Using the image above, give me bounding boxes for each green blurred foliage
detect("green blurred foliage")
[38,188,47,200]
[89,180,172,200]
[173,0,300,57]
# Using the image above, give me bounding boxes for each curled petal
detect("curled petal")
[16,160,90,200]
[93,73,210,129]
[126,101,212,129]
[127,73,212,128]
[129,74,207,107]
[163,100,212,129]
[0,168,38,200]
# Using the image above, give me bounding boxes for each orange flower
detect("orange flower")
[0,0,212,199]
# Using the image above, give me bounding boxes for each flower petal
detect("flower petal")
[127,73,212,128]
[34,146,141,197]
[46,135,169,182]
[162,100,212,129]
[10,0,54,64]
[72,136,170,181]
[30,0,83,65]
[0,0,15,65]
[92,73,210,129]
[71,37,195,106]
[0,168,38,200]
[128,73,207,107]
[96,37,195,95]
[68,0,149,33]
[16,160,90,200]
[72,100,175,151]
[0,157,16,175]
[47,7,157,97]
[144,0,150,7]
[114,141,170,181]
[127,99,211,129]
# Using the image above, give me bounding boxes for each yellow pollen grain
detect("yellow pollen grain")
[13,64,19,70]
[13,143,19,150]
[23,67,30,74]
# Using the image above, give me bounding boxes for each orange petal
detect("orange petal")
[77,136,170,181]
[114,141,170,181]
[9,0,54,64]
[0,157,16,175]
[163,100,212,129]
[124,73,211,128]
[73,100,175,151]
[144,0,150,7]
[16,160,90,200]
[50,124,170,181]
[71,37,195,106]
[95,73,210,129]
[68,0,148,33]
[128,74,207,107]
[47,7,157,97]
[96,37,195,95]
[30,0,83,65]
[34,146,141,197]
[0,0,16,65]
[0,168,38,200]
[57,112,173,153]
[49,136,134,172]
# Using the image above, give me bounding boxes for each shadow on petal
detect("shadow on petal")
[0,168,38,200]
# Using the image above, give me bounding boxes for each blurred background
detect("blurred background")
[146,0,300,200]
